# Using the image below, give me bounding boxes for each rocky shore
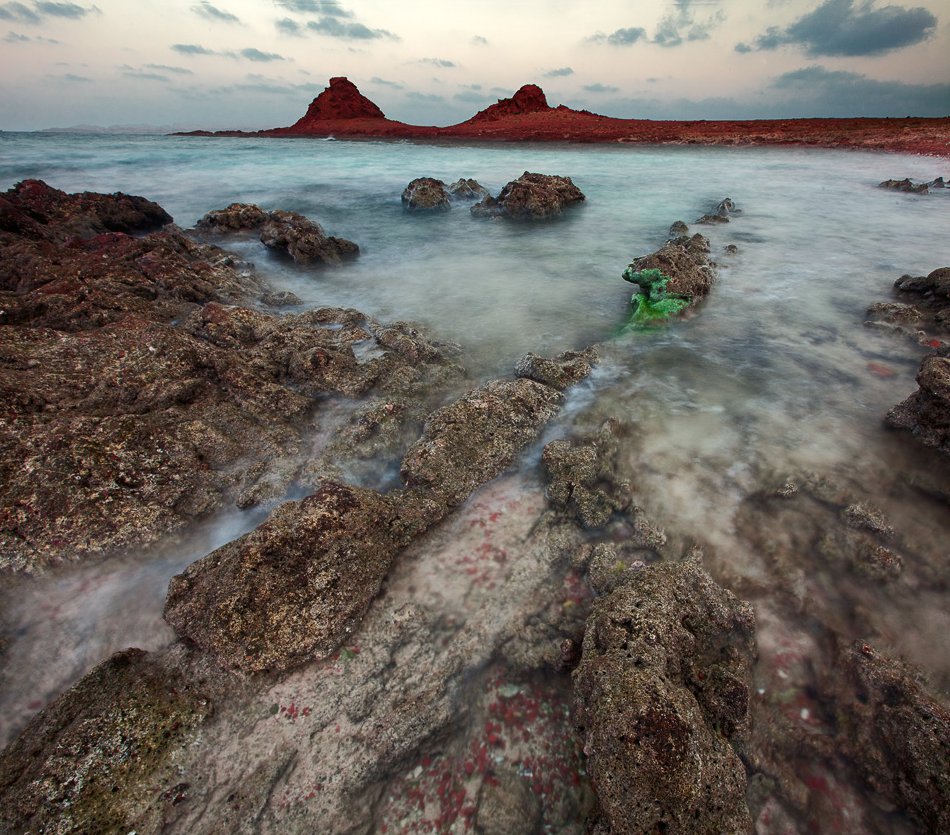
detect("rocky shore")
[1,180,948,834]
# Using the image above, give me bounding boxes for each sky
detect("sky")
[0,0,948,130]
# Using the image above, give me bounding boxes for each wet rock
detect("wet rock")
[894,266,950,300]
[817,529,903,582]
[879,178,929,193]
[865,301,922,324]
[0,647,217,835]
[475,766,542,835]
[573,558,756,834]
[668,219,689,239]
[887,355,950,453]
[401,378,563,507]
[448,178,490,201]
[828,641,950,833]
[195,202,269,232]
[164,481,411,673]
[471,172,585,220]
[622,233,715,325]
[401,177,451,211]
[697,197,738,224]
[514,345,598,391]
[260,209,359,265]
[930,176,946,188]
[542,420,630,528]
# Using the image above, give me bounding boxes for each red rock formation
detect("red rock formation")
[467,84,550,122]
[289,76,386,126]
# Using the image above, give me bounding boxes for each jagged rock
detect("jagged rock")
[542,420,629,528]
[827,642,950,833]
[448,178,490,201]
[514,346,598,391]
[0,647,218,834]
[401,378,563,507]
[471,172,585,220]
[887,355,950,453]
[573,558,756,834]
[469,84,551,122]
[163,482,432,673]
[930,176,946,188]
[697,197,738,224]
[879,178,929,193]
[195,202,269,232]
[260,209,359,265]
[668,220,688,239]
[401,177,451,211]
[894,266,950,299]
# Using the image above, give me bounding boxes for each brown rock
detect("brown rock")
[471,172,585,220]
[573,558,756,834]
[401,177,450,211]
[475,766,542,835]
[623,233,716,301]
[469,84,551,122]
[887,355,950,453]
[448,178,490,201]
[514,346,598,391]
[259,209,359,265]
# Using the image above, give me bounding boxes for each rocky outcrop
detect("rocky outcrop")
[826,641,950,833]
[887,355,950,453]
[401,177,451,212]
[447,178,489,201]
[401,378,563,507]
[196,203,359,265]
[468,84,551,122]
[573,557,756,834]
[471,172,585,220]
[0,647,221,835]
[514,345,598,391]
[878,177,929,193]
[291,76,386,124]
[260,210,359,265]
[696,197,739,224]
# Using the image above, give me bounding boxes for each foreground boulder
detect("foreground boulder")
[887,355,950,453]
[471,172,584,220]
[196,202,359,265]
[573,558,756,833]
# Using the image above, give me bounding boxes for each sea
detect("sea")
[1,132,948,826]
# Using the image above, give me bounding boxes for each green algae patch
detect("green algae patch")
[622,267,691,328]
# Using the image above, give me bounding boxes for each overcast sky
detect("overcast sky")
[0,0,948,130]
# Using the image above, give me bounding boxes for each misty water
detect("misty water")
[1,132,948,797]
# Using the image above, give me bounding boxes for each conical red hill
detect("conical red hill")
[468,84,551,122]
[292,77,386,125]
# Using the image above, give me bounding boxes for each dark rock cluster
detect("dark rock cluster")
[400,177,490,211]
[471,172,585,220]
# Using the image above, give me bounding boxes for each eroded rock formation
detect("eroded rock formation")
[471,172,585,220]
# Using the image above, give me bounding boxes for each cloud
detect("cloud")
[2,29,29,39]
[0,2,41,22]
[145,63,194,75]
[61,72,91,81]
[306,16,396,39]
[172,43,216,55]
[590,26,647,46]
[407,91,444,102]
[453,90,492,103]
[544,66,574,77]
[275,0,352,16]
[34,1,93,19]
[370,76,403,88]
[738,0,937,56]
[121,69,171,82]
[275,16,301,35]
[191,1,240,24]
[471,35,488,45]
[239,47,284,62]
[583,83,619,93]
[770,64,950,114]
[419,57,456,68]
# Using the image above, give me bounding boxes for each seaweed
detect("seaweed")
[621,267,691,327]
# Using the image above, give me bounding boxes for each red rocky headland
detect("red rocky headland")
[178,76,950,158]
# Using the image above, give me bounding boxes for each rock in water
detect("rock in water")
[447,178,490,201]
[887,355,950,453]
[573,558,756,834]
[401,177,451,211]
[259,210,359,265]
[471,172,585,220]
[195,202,269,232]
[878,178,929,193]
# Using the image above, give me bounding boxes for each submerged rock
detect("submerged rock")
[697,196,738,224]
[471,172,585,220]
[514,345,598,391]
[401,177,451,211]
[573,558,756,834]
[887,355,950,453]
[447,178,490,201]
